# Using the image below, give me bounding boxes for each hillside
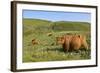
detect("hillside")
[23,18,51,25]
[53,21,90,31]
[23,18,90,32]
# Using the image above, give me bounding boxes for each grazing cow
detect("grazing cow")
[56,34,88,52]
[70,35,88,51]
[32,39,39,45]
[47,33,52,36]
[56,35,72,52]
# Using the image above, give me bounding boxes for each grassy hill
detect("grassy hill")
[23,19,53,35]
[23,18,90,32]
[23,18,51,25]
[53,21,90,31]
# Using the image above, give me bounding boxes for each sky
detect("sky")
[23,10,91,22]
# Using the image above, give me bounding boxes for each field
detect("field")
[23,19,91,62]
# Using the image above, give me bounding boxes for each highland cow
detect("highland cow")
[70,34,88,51]
[56,35,72,52]
[56,34,88,52]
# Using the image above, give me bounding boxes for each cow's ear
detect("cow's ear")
[32,39,35,41]
[78,35,81,38]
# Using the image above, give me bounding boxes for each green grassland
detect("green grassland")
[23,18,91,62]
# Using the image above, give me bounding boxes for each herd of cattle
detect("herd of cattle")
[32,33,89,52]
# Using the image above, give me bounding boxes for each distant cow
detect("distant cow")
[47,33,52,36]
[32,39,39,45]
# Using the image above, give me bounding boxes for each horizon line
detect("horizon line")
[23,18,91,23]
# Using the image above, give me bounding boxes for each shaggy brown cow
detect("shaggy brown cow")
[56,34,88,52]
[56,36,65,44]
[56,35,72,52]
[70,35,88,51]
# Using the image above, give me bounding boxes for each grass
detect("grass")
[23,18,91,63]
